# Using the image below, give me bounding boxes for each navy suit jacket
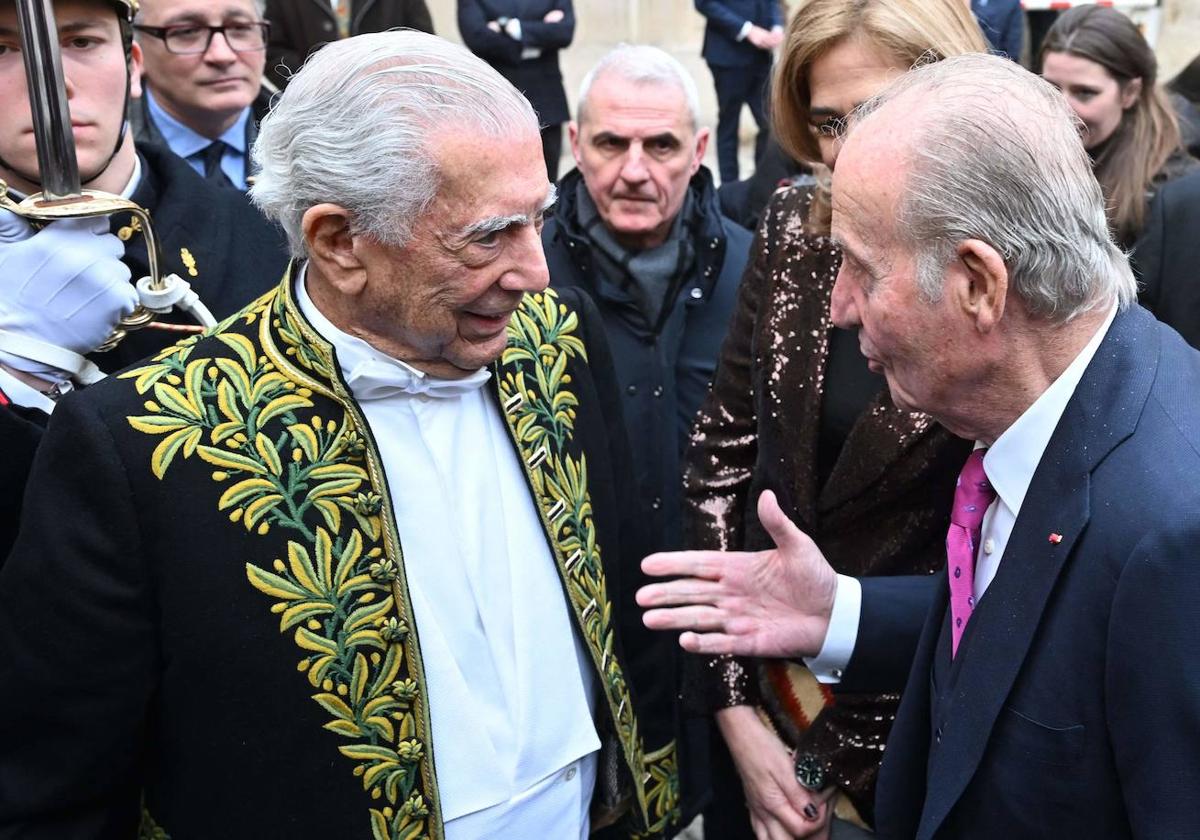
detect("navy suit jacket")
[971,0,1023,61]
[848,306,1200,839]
[695,0,782,68]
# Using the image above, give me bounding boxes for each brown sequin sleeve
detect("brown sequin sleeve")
[680,194,788,714]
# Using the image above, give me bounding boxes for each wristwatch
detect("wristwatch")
[794,751,828,791]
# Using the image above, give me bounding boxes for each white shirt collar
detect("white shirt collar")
[293,264,491,400]
[982,303,1119,517]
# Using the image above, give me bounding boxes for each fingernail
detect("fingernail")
[803,803,818,820]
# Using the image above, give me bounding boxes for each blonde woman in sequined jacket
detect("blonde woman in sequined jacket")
[682,2,987,838]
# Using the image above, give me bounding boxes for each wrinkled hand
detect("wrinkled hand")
[637,490,838,658]
[0,212,135,379]
[718,706,836,840]
[543,8,565,23]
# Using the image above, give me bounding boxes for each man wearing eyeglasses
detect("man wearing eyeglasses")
[131,0,274,190]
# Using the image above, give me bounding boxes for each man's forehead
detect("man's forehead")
[140,0,259,21]
[581,75,693,134]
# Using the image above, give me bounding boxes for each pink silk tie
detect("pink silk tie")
[947,449,996,657]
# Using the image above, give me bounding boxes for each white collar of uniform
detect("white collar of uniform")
[982,302,1118,518]
[0,366,56,414]
[294,264,492,401]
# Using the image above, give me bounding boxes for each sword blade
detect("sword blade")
[15,0,81,200]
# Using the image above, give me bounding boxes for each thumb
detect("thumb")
[757,490,808,557]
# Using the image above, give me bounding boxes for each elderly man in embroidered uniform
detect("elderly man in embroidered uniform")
[0,29,681,840]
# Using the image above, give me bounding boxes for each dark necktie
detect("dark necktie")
[200,141,231,187]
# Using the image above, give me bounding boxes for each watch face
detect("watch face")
[794,752,826,791]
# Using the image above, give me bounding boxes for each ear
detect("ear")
[129,40,144,99]
[568,120,582,165]
[952,239,1008,333]
[302,203,367,296]
[691,127,711,175]
[1120,77,1143,110]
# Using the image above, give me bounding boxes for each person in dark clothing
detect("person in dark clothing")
[695,0,784,183]
[1040,5,1198,248]
[1168,52,1200,158]
[715,135,810,231]
[457,0,575,180]
[130,0,274,190]
[0,0,288,564]
[1133,168,1200,348]
[970,0,1022,61]
[545,44,750,556]
[263,0,434,88]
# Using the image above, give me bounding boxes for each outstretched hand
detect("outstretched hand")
[637,491,839,658]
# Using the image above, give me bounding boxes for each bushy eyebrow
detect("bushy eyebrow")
[453,184,558,241]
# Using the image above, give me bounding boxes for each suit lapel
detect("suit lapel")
[914,306,1162,839]
[306,0,336,22]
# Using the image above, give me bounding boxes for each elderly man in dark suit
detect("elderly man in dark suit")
[695,0,783,183]
[638,53,1200,839]
[263,0,434,88]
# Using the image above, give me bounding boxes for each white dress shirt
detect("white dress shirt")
[297,271,600,837]
[807,305,1118,682]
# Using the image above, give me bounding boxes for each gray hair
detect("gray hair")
[134,0,267,22]
[577,44,701,131]
[849,52,1136,322]
[250,31,540,257]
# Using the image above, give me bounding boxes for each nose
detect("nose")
[829,263,860,329]
[618,143,649,183]
[501,224,550,293]
[204,29,238,62]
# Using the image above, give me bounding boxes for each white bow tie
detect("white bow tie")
[344,355,492,401]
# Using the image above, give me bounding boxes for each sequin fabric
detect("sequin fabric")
[680,185,972,822]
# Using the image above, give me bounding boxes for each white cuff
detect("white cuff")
[803,574,861,685]
[736,21,753,41]
[0,365,55,414]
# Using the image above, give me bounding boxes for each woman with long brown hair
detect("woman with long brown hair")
[684,2,986,838]
[1039,5,1197,248]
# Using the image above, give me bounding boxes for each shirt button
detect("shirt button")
[689,287,703,300]
[983,538,995,555]
[625,384,638,396]
[565,766,577,781]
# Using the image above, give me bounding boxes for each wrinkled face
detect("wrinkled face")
[355,129,553,378]
[829,129,964,419]
[136,0,265,134]
[570,73,708,251]
[1042,51,1139,150]
[807,34,906,171]
[0,0,141,192]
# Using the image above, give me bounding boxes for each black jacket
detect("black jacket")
[1133,167,1200,348]
[457,0,574,126]
[542,167,750,554]
[264,0,435,88]
[102,141,289,372]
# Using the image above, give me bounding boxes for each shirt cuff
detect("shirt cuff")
[0,366,55,414]
[802,574,861,684]
[736,21,753,41]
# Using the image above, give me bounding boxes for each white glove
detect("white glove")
[0,210,137,381]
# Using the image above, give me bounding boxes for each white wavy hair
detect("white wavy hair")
[250,30,540,257]
[850,52,1136,322]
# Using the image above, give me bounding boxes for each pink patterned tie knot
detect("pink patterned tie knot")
[947,449,995,657]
